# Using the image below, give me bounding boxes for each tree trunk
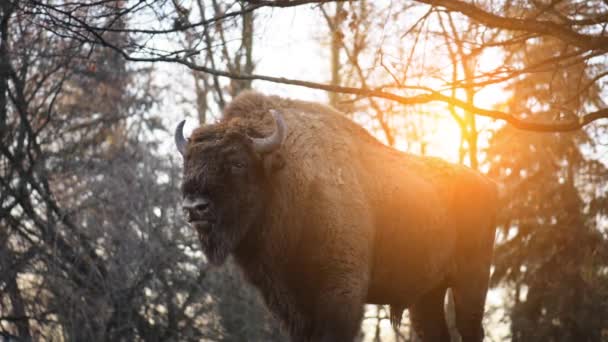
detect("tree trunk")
[329,3,343,108]
[7,277,32,340]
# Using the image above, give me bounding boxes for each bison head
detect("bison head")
[175,110,286,265]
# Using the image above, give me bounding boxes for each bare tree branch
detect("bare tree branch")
[109,50,608,132]
[416,0,608,51]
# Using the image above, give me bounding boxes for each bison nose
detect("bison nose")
[183,196,210,212]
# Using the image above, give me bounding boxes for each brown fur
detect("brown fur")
[181,91,498,342]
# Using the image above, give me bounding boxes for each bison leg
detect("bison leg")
[310,274,367,342]
[451,179,497,342]
[409,284,450,342]
[309,247,370,342]
[451,262,491,342]
[451,230,494,342]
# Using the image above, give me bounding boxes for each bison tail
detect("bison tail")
[389,304,405,329]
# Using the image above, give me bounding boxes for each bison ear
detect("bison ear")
[263,152,286,175]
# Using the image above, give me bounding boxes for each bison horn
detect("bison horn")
[175,120,187,156]
[251,110,287,154]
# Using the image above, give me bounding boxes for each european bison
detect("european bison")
[175,91,497,342]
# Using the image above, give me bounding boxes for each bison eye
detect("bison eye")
[231,161,247,174]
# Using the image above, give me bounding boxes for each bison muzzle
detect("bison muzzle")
[175,91,498,342]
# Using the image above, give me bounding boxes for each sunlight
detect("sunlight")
[388,45,511,162]
[425,84,510,163]
[475,83,511,111]
[427,116,463,162]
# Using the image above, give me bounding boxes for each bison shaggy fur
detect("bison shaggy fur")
[178,91,498,342]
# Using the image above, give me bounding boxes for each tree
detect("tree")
[0,2,283,340]
[487,23,608,340]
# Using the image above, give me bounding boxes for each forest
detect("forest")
[1,0,607,341]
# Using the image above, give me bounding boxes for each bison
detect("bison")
[175,91,497,342]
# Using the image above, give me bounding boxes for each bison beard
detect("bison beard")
[198,192,264,266]
[176,91,498,342]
